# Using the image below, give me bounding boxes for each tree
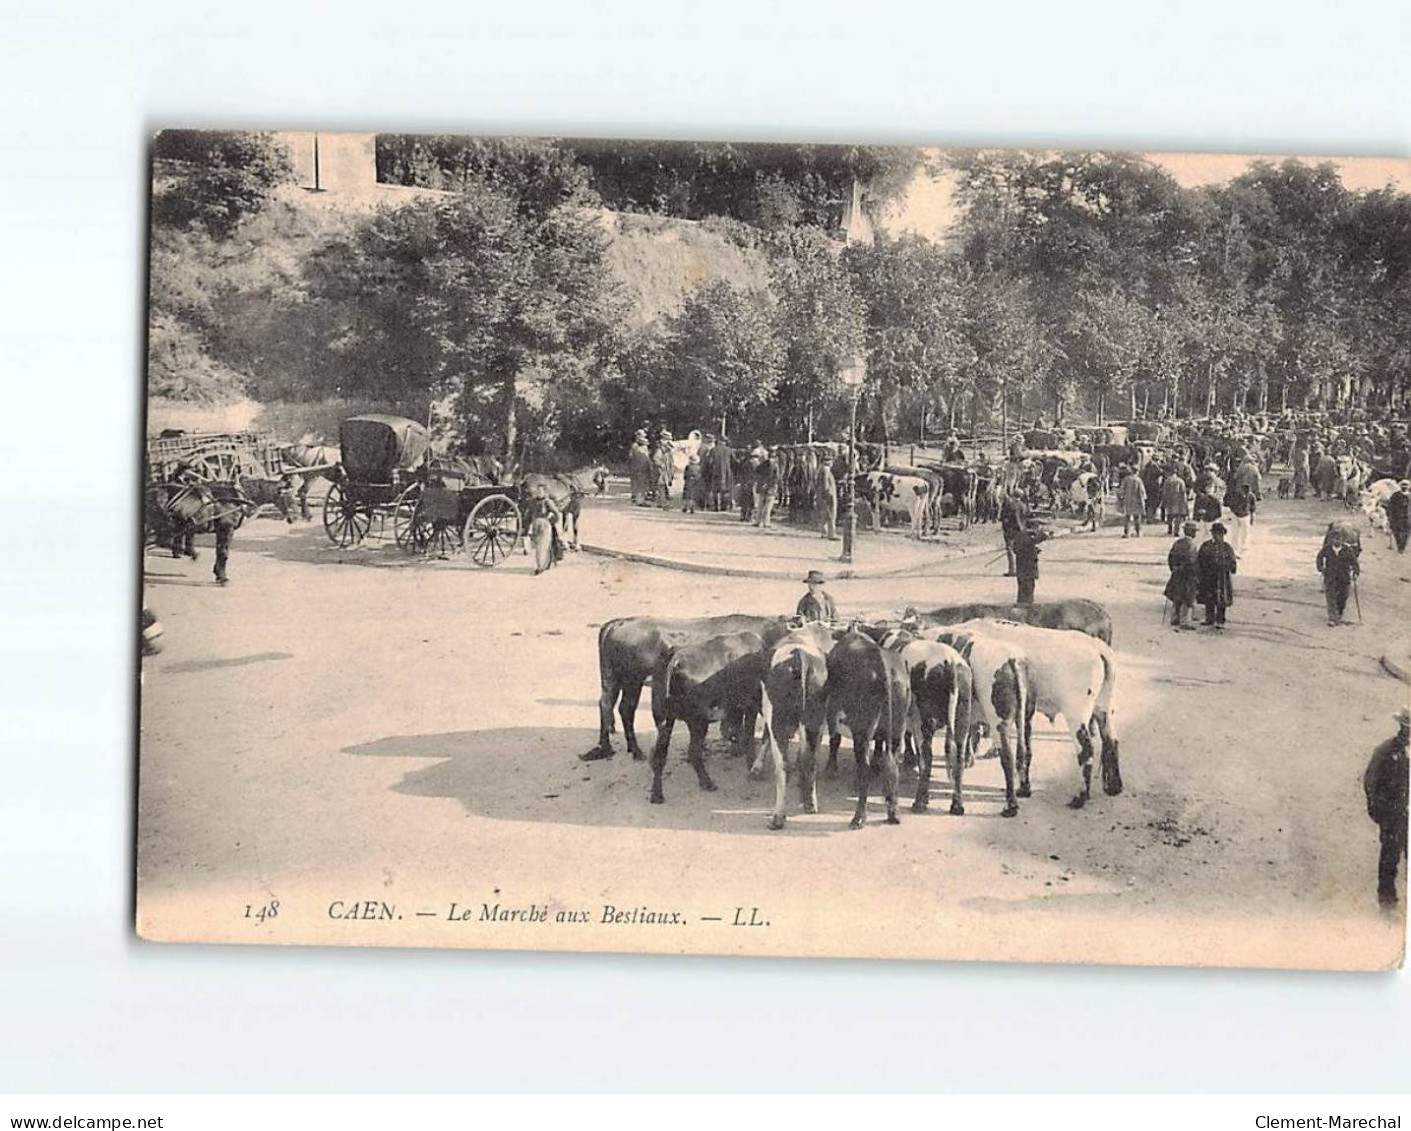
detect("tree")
[566,140,922,230]
[846,237,972,440]
[151,130,294,238]
[300,182,621,457]
[658,280,783,436]
[763,226,867,439]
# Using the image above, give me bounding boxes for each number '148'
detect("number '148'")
[244,899,279,924]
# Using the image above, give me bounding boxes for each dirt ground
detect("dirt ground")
[136,488,1410,970]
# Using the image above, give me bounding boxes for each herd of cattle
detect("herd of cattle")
[585,599,1119,831]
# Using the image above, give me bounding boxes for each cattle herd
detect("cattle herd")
[657,409,1411,543]
[585,598,1119,832]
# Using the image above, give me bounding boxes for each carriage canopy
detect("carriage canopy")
[339,415,431,482]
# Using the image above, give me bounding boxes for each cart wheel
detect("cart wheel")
[463,494,520,567]
[392,484,424,551]
[423,519,463,558]
[323,483,370,547]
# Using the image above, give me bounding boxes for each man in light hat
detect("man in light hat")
[627,430,651,506]
[1117,464,1147,537]
[796,571,836,623]
[1365,708,1410,906]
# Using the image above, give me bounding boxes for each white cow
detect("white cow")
[861,471,932,538]
[1361,477,1399,533]
[669,430,703,476]
[924,626,1034,818]
[949,619,1121,811]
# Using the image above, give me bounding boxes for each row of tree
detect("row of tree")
[148,132,1411,461]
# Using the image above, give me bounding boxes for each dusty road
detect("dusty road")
[137,492,1409,969]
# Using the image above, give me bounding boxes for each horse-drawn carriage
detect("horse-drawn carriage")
[322,415,523,566]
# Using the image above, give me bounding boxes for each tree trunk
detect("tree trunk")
[1000,383,1009,450]
[806,403,814,444]
[1096,387,1106,426]
[502,372,518,460]
[1131,385,1138,420]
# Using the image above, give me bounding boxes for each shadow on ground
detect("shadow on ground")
[343,725,1032,838]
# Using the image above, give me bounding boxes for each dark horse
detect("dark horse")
[145,480,255,585]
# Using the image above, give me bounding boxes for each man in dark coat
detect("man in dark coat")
[1161,470,1190,535]
[1365,709,1410,906]
[796,570,837,623]
[1013,524,1048,605]
[1316,527,1361,626]
[1387,480,1411,554]
[999,490,1030,577]
[1196,521,1237,629]
[1165,521,1200,630]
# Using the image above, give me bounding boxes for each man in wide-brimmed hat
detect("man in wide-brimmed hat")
[1196,521,1237,630]
[1365,708,1410,906]
[796,570,836,624]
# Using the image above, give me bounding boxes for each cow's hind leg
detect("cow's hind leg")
[761,697,789,831]
[946,721,968,816]
[1017,709,1035,798]
[1097,710,1122,796]
[848,722,877,830]
[649,717,675,804]
[685,716,717,793]
[1068,726,1095,809]
[583,680,619,760]
[996,721,1019,818]
[825,712,842,778]
[620,681,647,761]
[799,724,821,814]
[912,719,935,812]
[880,729,901,825]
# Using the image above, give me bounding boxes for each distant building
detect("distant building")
[277,132,378,193]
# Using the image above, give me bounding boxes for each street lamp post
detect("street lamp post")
[838,354,866,565]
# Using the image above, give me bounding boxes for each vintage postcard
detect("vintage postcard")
[138,131,1411,969]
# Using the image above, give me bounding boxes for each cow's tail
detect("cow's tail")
[943,662,959,753]
[795,648,806,718]
[1094,642,1117,719]
[660,646,686,711]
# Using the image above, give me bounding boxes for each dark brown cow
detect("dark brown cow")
[826,632,909,829]
[649,631,769,804]
[919,599,1113,645]
[584,614,784,761]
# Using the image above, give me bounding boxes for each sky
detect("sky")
[880,149,1411,242]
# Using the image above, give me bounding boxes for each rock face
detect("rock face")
[602,212,772,326]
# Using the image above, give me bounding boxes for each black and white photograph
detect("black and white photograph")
[135,130,1410,971]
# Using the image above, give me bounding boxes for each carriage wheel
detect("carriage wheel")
[463,494,520,567]
[392,484,424,551]
[422,519,463,558]
[323,483,370,547]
